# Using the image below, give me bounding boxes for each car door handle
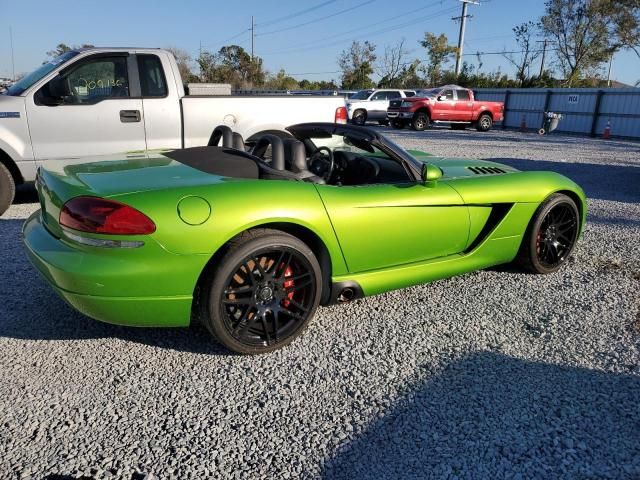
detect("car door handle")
[120,110,141,123]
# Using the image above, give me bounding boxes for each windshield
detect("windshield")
[415,88,440,98]
[4,51,79,96]
[349,90,373,100]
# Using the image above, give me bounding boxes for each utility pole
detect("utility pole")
[606,52,614,87]
[251,16,255,62]
[537,39,548,77]
[453,0,479,76]
[10,27,16,82]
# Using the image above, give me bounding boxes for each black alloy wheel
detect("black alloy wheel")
[204,229,322,354]
[518,193,580,274]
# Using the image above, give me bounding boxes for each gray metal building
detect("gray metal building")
[474,88,640,139]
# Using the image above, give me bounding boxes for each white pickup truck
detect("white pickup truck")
[0,47,347,214]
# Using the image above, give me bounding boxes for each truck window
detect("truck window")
[456,89,470,101]
[387,91,401,99]
[440,90,454,101]
[371,92,387,101]
[404,91,416,97]
[138,54,168,97]
[63,56,130,103]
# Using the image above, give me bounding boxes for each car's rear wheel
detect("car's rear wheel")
[517,193,580,274]
[391,119,405,129]
[203,229,322,354]
[476,113,493,132]
[352,110,367,125]
[412,112,429,131]
[0,163,15,217]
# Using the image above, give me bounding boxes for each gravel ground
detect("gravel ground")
[1,128,639,479]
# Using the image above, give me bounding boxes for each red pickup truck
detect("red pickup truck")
[387,85,504,132]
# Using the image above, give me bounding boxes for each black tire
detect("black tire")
[378,119,390,126]
[476,113,493,132]
[391,119,405,129]
[411,112,429,131]
[202,229,322,354]
[0,163,15,216]
[517,193,580,274]
[450,123,467,130]
[352,110,367,126]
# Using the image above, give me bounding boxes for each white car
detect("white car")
[346,89,415,125]
[0,48,347,215]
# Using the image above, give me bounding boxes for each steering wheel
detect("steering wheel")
[309,146,334,181]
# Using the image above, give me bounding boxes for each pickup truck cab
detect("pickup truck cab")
[0,47,347,215]
[346,89,415,125]
[387,85,503,132]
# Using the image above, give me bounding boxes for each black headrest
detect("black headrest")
[208,125,233,147]
[232,132,245,151]
[251,134,285,171]
[283,139,308,174]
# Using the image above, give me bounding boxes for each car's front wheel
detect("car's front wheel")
[411,112,430,131]
[517,193,580,274]
[203,229,322,354]
[0,163,15,217]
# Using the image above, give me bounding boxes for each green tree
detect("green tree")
[541,0,611,85]
[46,43,94,61]
[420,33,457,85]
[338,41,377,89]
[264,69,299,90]
[196,45,265,88]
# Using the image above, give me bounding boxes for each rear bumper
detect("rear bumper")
[22,211,200,327]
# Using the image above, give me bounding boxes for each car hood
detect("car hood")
[408,151,519,178]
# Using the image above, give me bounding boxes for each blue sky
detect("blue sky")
[1,0,638,85]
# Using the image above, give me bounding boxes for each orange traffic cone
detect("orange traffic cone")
[520,115,527,132]
[603,120,611,139]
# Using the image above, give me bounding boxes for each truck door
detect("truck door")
[433,88,456,120]
[368,91,394,120]
[26,53,147,160]
[454,89,474,121]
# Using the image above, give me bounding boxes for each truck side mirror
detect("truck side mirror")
[421,163,443,184]
[47,75,71,101]
[437,95,446,101]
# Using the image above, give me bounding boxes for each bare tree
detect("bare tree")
[502,22,541,85]
[377,39,409,87]
[166,47,196,82]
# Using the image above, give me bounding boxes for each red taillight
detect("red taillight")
[60,196,156,235]
[335,106,347,124]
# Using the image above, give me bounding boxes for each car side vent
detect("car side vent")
[389,100,402,108]
[467,166,507,175]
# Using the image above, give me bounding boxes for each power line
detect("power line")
[262,5,458,56]
[257,0,376,37]
[257,0,338,28]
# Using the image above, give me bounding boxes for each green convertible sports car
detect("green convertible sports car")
[23,123,586,354]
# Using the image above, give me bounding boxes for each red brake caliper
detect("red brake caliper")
[282,266,294,307]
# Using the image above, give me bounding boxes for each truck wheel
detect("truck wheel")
[352,110,367,125]
[450,123,467,130]
[411,112,429,131]
[0,163,15,216]
[391,119,405,129]
[476,113,493,132]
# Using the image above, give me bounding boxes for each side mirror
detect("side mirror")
[48,75,71,99]
[437,95,447,101]
[421,163,443,183]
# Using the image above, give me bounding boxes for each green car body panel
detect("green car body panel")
[23,125,586,330]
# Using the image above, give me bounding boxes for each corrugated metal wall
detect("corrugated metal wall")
[474,88,640,138]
